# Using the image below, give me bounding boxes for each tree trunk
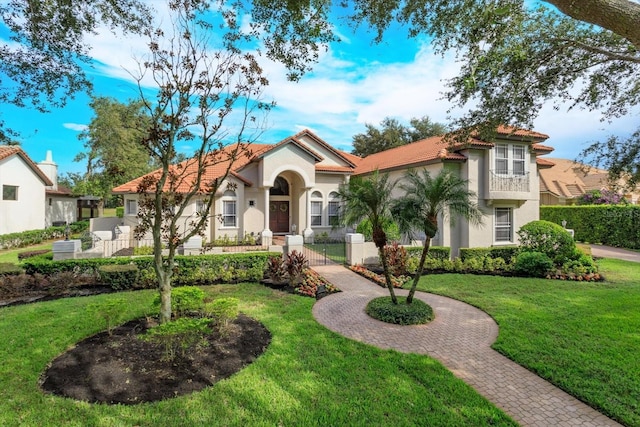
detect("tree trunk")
[158,275,172,324]
[547,0,640,49]
[407,239,431,304]
[379,245,398,304]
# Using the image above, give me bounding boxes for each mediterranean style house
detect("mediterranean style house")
[539,157,640,205]
[112,126,554,255]
[0,147,77,235]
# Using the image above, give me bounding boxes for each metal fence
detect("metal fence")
[303,239,346,266]
[96,238,269,257]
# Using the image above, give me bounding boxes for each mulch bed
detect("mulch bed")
[40,313,271,404]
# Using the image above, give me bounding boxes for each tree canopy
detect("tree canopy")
[249,0,640,186]
[62,96,155,205]
[351,116,447,157]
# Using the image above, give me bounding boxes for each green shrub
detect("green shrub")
[513,252,554,278]
[98,264,139,290]
[365,296,433,325]
[405,246,450,260]
[356,218,401,243]
[0,262,24,276]
[541,205,640,249]
[205,297,239,334]
[517,220,576,265]
[87,298,127,335]
[141,317,212,360]
[152,286,205,318]
[116,207,124,218]
[133,245,155,256]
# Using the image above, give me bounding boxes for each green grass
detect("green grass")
[0,242,53,264]
[411,258,640,427]
[305,242,346,264]
[0,283,514,427]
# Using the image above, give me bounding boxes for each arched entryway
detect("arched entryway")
[269,176,290,233]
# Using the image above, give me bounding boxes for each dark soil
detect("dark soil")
[40,313,271,404]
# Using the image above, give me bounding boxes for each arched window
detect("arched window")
[270,176,289,196]
[222,190,237,227]
[311,191,322,226]
[328,191,340,226]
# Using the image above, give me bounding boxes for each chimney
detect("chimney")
[38,150,58,190]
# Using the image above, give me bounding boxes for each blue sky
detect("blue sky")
[2,2,638,176]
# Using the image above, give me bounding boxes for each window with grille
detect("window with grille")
[328,192,340,226]
[311,191,322,226]
[2,185,18,201]
[495,207,512,242]
[125,199,137,215]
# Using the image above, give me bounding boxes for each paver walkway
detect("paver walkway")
[312,265,622,427]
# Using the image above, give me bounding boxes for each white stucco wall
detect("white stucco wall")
[0,155,47,234]
[45,196,77,227]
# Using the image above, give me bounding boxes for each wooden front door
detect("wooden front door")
[269,201,289,233]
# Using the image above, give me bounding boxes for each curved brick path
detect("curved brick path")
[312,265,622,427]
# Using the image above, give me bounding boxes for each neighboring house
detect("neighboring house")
[0,147,81,235]
[0,146,54,235]
[38,150,79,227]
[539,157,640,205]
[112,126,554,255]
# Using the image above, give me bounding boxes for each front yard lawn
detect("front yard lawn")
[0,283,514,427]
[411,258,640,427]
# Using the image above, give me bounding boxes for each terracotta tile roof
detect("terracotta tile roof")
[538,157,610,199]
[292,129,358,167]
[536,157,555,168]
[315,164,354,173]
[496,125,550,140]
[532,143,554,153]
[46,185,74,197]
[0,146,54,186]
[254,134,324,162]
[354,135,467,175]
[113,143,268,194]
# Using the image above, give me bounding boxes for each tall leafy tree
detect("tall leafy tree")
[0,0,152,142]
[131,0,272,323]
[352,116,447,157]
[337,171,399,304]
[250,0,640,185]
[392,168,483,304]
[71,97,154,204]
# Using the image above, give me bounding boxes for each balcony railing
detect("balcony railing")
[489,171,530,193]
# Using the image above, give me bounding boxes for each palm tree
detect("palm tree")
[392,168,484,304]
[337,170,399,304]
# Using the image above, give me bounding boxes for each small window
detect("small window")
[222,200,237,227]
[513,146,526,176]
[2,185,18,201]
[311,191,322,226]
[196,199,208,214]
[495,208,512,242]
[495,144,508,175]
[125,199,137,215]
[328,191,340,226]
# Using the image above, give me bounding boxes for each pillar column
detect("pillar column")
[261,187,273,246]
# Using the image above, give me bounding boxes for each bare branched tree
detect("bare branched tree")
[130,0,272,323]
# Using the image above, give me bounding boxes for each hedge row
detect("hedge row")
[405,246,450,260]
[540,206,640,249]
[459,246,519,262]
[20,252,276,289]
[0,221,89,250]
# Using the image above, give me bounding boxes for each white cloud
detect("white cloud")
[63,123,88,132]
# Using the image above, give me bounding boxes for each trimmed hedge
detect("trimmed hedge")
[0,221,89,250]
[20,252,276,288]
[459,246,519,262]
[405,246,450,260]
[541,205,640,249]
